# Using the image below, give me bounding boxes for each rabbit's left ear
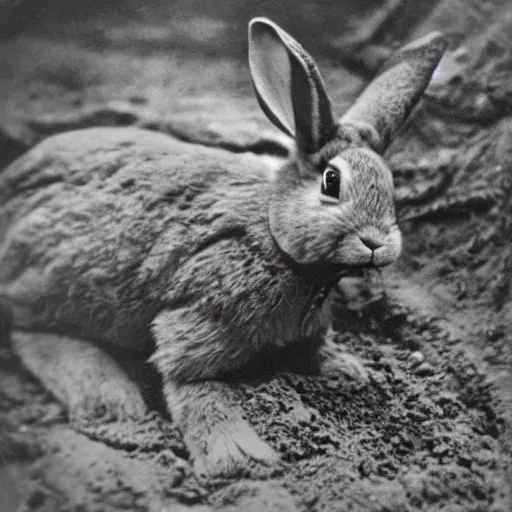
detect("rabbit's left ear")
[248,18,336,154]
[341,32,447,153]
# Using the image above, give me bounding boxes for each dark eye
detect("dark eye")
[320,166,340,203]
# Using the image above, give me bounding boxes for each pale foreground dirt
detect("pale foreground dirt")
[1,1,512,511]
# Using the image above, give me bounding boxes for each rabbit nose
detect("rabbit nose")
[360,237,383,251]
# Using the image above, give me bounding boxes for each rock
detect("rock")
[335,268,387,314]
[414,363,436,377]
[283,404,314,425]
[482,346,498,363]
[408,351,425,367]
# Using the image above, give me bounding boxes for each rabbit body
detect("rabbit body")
[0,17,447,477]
[0,127,332,371]
[0,127,337,476]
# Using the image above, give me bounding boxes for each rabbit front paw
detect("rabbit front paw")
[321,351,369,385]
[190,416,279,479]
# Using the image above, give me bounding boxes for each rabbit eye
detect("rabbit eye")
[320,166,340,203]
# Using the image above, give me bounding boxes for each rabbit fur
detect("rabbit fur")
[0,18,446,477]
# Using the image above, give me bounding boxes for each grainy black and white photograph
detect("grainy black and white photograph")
[0,0,511,511]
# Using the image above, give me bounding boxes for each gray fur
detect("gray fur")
[0,18,446,477]
[341,31,447,152]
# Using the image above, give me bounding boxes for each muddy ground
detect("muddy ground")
[0,0,512,511]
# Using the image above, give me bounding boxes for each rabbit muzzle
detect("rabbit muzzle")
[355,226,402,268]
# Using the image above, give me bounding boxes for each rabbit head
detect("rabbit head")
[248,18,446,270]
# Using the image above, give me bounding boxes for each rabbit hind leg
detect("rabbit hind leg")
[11,331,147,423]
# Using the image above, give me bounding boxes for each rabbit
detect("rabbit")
[0,18,446,478]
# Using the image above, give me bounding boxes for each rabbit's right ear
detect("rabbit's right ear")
[248,18,337,154]
[341,32,447,154]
